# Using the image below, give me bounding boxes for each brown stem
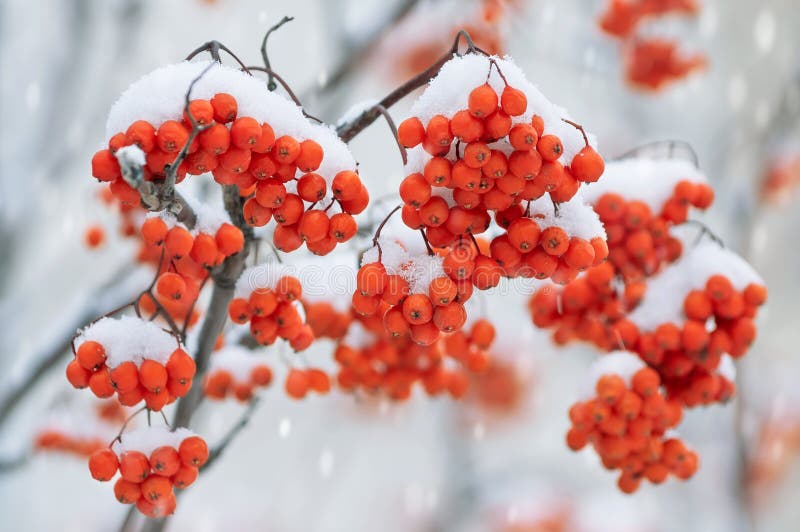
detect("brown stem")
[561,118,589,146]
[336,30,483,143]
[244,66,323,123]
[260,16,294,91]
[372,204,402,261]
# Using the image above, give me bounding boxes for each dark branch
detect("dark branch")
[260,16,294,91]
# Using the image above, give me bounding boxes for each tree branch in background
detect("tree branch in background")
[0,265,141,431]
[307,0,420,100]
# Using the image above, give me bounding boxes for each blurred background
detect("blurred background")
[1,0,800,530]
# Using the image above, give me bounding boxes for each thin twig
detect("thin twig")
[371,205,402,261]
[373,104,408,165]
[561,118,589,146]
[202,397,261,470]
[260,16,294,91]
[336,30,484,143]
[245,66,323,123]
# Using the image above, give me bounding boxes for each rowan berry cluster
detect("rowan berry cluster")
[67,317,196,410]
[567,353,698,493]
[599,0,698,39]
[598,0,706,91]
[228,268,314,351]
[590,180,714,281]
[334,312,494,401]
[35,430,106,457]
[93,86,365,255]
[353,238,473,346]
[396,54,606,288]
[88,428,208,518]
[630,273,767,407]
[304,300,352,340]
[204,346,274,402]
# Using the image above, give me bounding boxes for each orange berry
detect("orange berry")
[77,341,106,371]
[149,446,181,477]
[743,283,767,306]
[141,217,168,246]
[210,92,237,122]
[297,210,330,243]
[273,223,303,252]
[500,85,527,116]
[66,359,91,389]
[331,170,362,201]
[179,436,209,467]
[684,290,712,320]
[164,226,193,259]
[171,465,198,489]
[91,149,121,182]
[250,365,273,386]
[596,374,626,404]
[114,478,142,504]
[141,475,172,502]
[429,276,458,305]
[563,237,595,270]
[508,123,538,151]
[184,99,213,125]
[215,223,244,256]
[273,194,304,225]
[285,368,310,399]
[468,84,498,117]
[139,359,168,393]
[190,233,219,267]
[449,110,484,142]
[166,349,195,382]
[328,212,357,242]
[198,123,230,154]
[249,289,278,317]
[297,173,327,202]
[540,226,569,256]
[705,274,734,302]
[571,146,604,183]
[119,451,150,483]
[89,369,115,398]
[307,368,331,394]
[537,135,563,162]
[295,140,324,172]
[402,294,434,324]
[484,110,512,139]
[156,272,186,301]
[273,135,301,164]
[433,302,466,332]
[126,120,157,152]
[411,321,440,346]
[398,117,425,148]
[89,448,119,481]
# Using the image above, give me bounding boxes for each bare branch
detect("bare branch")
[202,397,261,471]
[0,266,143,430]
[260,16,294,91]
[336,30,484,143]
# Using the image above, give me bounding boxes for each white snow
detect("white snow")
[236,262,297,298]
[362,238,446,294]
[77,315,182,368]
[180,189,233,235]
[208,345,270,383]
[115,144,146,167]
[582,351,646,398]
[342,321,375,350]
[628,239,764,330]
[581,157,708,212]
[409,53,597,163]
[106,61,357,202]
[718,354,736,382]
[526,192,607,241]
[113,426,197,457]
